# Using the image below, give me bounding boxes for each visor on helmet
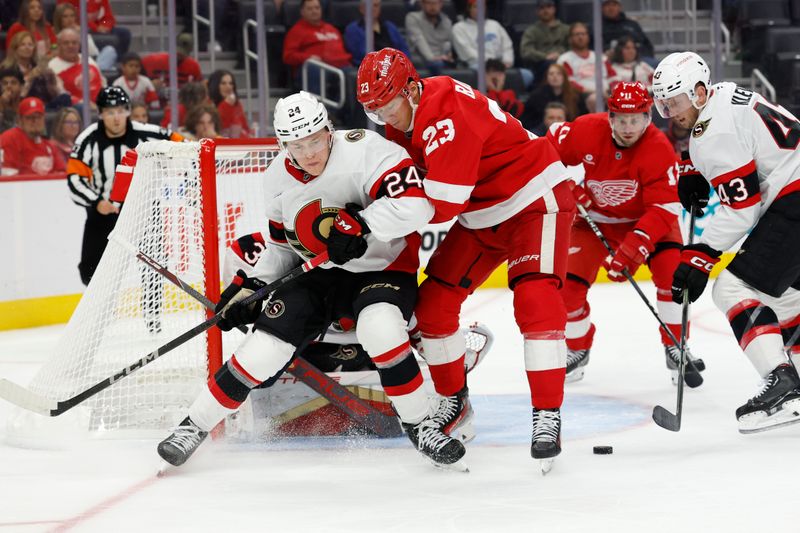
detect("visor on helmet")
[653,92,694,119]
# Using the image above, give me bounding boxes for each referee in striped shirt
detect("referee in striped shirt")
[67,86,183,285]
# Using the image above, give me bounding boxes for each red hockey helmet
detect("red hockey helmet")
[356,48,419,112]
[607,81,653,114]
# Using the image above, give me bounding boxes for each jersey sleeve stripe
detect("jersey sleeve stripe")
[710,160,756,188]
[422,179,474,205]
[268,220,287,243]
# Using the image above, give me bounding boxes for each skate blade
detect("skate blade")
[156,460,172,477]
[539,458,555,475]
[739,400,800,434]
[431,458,470,473]
[565,368,585,384]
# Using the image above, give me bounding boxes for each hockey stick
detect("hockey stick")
[652,205,698,431]
[0,253,329,417]
[126,244,402,438]
[576,204,703,388]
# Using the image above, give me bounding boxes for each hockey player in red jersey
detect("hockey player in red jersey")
[357,48,575,470]
[157,91,472,470]
[653,52,800,433]
[546,81,705,385]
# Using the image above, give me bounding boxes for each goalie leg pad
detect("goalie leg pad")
[357,303,428,423]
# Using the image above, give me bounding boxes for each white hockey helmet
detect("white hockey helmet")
[651,52,711,118]
[273,91,331,144]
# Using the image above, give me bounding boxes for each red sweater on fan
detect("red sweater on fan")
[282,19,351,69]
[57,0,117,31]
[217,99,250,138]
[5,22,57,52]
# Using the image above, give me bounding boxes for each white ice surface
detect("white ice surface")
[0,283,797,532]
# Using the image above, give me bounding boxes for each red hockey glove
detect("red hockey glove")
[568,180,592,209]
[671,244,721,303]
[603,230,654,282]
[327,203,371,265]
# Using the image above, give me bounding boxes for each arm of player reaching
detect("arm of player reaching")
[360,160,434,241]
[696,159,761,252]
[248,220,303,283]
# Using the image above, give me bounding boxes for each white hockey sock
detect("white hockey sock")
[189,385,237,432]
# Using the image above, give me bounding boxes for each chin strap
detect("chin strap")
[405,81,423,133]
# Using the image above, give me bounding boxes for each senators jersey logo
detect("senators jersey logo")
[586,179,639,207]
[285,199,339,258]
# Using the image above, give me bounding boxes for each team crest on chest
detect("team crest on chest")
[285,199,339,258]
[692,118,711,138]
[586,179,639,207]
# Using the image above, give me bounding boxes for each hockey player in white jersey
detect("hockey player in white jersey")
[653,52,800,433]
[158,91,469,468]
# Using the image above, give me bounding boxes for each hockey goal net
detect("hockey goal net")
[6,139,280,444]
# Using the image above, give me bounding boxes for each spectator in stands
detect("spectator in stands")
[207,69,249,138]
[0,96,65,176]
[666,117,691,156]
[608,35,654,90]
[112,52,160,109]
[344,0,410,66]
[49,29,106,107]
[0,67,24,132]
[601,0,655,65]
[53,3,118,71]
[557,22,613,111]
[405,0,454,75]
[130,102,149,124]
[282,0,352,79]
[530,101,568,136]
[520,0,569,80]
[161,82,208,131]
[56,0,131,56]
[452,0,513,69]
[142,33,203,95]
[1,32,38,81]
[485,59,523,118]
[520,62,586,131]
[5,0,57,59]
[185,104,222,140]
[50,106,82,160]
[23,66,73,110]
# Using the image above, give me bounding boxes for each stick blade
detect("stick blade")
[0,379,58,416]
[652,405,681,432]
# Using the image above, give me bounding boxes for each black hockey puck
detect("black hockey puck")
[593,445,613,455]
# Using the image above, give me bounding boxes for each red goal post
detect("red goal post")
[5,138,282,443]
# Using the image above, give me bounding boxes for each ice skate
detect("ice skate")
[531,407,561,475]
[664,344,704,388]
[403,416,468,472]
[157,416,208,467]
[565,348,590,383]
[432,385,475,443]
[737,363,800,434]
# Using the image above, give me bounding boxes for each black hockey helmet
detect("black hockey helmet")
[96,86,131,110]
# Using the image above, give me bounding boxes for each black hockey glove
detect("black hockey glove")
[671,244,722,304]
[678,152,711,217]
[215,270,267,331]
[327,203,371,265]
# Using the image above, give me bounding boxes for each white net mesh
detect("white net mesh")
[6,139,279,443]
